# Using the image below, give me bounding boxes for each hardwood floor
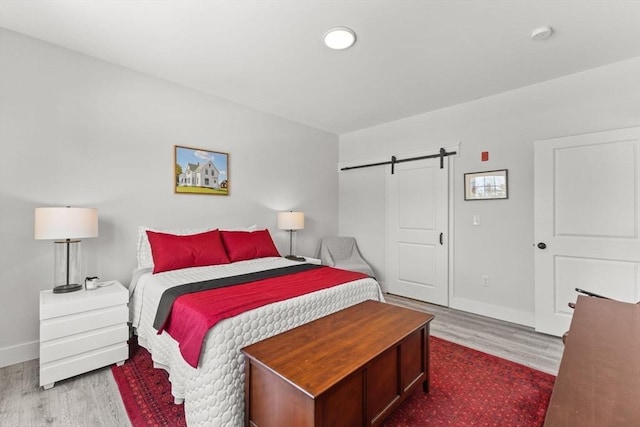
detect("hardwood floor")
[384,294,564,375]
[0,294,563,427]
[0,358,129,427]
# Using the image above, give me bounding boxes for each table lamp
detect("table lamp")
[277,211,305,261]
[35,206,98,293]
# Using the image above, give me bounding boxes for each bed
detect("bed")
[128,226,384,426]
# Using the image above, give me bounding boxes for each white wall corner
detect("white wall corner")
[0,341,39,368]
[377,280,388,294]
[450,297,535,328]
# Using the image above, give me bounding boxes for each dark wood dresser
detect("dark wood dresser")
[544,295,640,426]
[241,300,434,427]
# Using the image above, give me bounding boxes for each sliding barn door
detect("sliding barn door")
[387,157,449,306]
[534,127,640,336]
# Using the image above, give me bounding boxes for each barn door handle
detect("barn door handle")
[439,233,444,245]
[537,242,547,249]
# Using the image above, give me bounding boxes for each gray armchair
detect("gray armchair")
[319,237,375,277]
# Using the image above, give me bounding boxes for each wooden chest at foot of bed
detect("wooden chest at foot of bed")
[241,300,434,427]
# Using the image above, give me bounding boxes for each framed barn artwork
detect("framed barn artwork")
[464,169,508,200]
[174,145,229,195]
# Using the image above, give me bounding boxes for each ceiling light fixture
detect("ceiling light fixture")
[530,26,554,41]
[323,27,357,50]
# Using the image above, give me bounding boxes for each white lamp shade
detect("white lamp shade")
[35,207,98,240]
[278,211,304,230]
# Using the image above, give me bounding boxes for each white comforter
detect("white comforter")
[129,257,384,426]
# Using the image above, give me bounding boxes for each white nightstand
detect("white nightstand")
[39,281,129,390]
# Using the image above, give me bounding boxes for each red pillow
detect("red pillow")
[146,229,230,274]
[220,229,280,262]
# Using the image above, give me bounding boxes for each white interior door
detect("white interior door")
[387,157,448,306]
[534,127,640,336]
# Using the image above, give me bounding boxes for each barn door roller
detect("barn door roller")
[341,147,456,174]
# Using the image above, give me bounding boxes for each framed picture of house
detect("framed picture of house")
[464,169,508,200]
[175,145,229,195]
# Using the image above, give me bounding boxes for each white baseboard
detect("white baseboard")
[0,340,38,368]
[450,297,535,328]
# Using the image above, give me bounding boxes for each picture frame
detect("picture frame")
[464,169,508,201]
[174,145,229,195]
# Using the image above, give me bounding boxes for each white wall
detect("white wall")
[339,57,640,326]
[0,29,339,366]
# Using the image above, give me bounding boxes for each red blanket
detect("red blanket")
[161,266,368,367]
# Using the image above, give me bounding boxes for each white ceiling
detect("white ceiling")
[1,1,639,135]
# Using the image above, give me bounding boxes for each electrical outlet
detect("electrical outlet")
[481,275,490,287]
[473,215,480,226]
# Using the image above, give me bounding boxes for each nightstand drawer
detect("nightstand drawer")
[40,285,129,320]
[40,305,128,341]
[40,324,129,364]
[40,343,129,387]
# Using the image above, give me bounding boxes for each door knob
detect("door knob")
[537,242,547,249]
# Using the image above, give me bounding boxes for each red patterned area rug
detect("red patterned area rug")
[382,337,555,426]
[112,338,186,427]
[112,336,555,426]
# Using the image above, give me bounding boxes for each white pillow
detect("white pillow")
[136,224,258,269]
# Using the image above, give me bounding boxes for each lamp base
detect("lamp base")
[285,255,306,262]
[53,283,83,294]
